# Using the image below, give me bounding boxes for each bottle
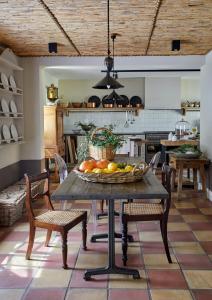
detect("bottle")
[168,132,173,141]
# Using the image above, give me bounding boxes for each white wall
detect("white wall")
[58,78,145,103]
[181,78,200,101]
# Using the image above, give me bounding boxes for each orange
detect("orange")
[79,160,94,172]
[96,159,110,169]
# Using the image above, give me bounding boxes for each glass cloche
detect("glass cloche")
[175,118,190,139]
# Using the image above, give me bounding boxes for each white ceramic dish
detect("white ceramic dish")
[0,73,9,90]
[1,98,10,117]
[2,124,11,143]
[9,75,17,92]
[9,99,18,117]
[10,124,18,142]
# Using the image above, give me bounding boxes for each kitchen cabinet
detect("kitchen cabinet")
[0,48,24,148]
[145,77,181,109]
[44,105,65,158]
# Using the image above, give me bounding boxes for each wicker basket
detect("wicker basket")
[74,163,149,184]
[88,127,116,160]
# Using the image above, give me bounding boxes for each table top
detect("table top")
[160,139,199,146]
[51,170,168,201]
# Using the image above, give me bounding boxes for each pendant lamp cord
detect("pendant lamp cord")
[107,0,110,56]
[112,35,115,77]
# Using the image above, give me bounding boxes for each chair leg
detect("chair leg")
[82,217,87,250]
[161,218,172,263]
[26,225,36,260]
[122,219,128,266]
[100,200,104,213]
[45,229,52,247]
[61,232,68,269]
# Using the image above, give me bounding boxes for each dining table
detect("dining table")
[51,168,169,280]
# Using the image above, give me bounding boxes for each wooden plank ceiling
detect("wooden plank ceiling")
[0,0,211,57]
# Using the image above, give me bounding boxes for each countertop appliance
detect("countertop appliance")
[145,132,169,164]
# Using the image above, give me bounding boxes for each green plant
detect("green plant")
[89,128,125,151]
[173,144,201,154]
[75,122,96,133]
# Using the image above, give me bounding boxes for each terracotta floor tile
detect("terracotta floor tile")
[169,208,180,215]
[69,269,108,288]
[142,242,167,254]
[200,208,212,215]
[75,253,107,269]
[116,253,144,268]
[192,290,212,300]
[150,289,193,300]
[189,222,212,231]
[168,231,196,242]
[168,222,190,231]
[109,270,147,289]
[193,231,212,242]
[182,215,210,223]
[175,202,196,209]
[137,222,160,231]
[0,266,36,288]
[176,254,212,269]
[66,288,107,300]
[200,242,212,254]
[171,242,205,255]
[143,254,179,269]
[183,270,212,289]
[115,242,141,255]
[1,231,28,242]
[30,268,71,288]
[139,231,163,242]
[179,208,201,215]
[148,269,188,289]
[0,289,25,300]
[0,240,23,254]
[168,215,184,222]
[109,289,149,300]
[23,288,66,300]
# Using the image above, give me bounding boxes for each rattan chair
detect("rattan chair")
[121,164,174,266]
[24,171,87,269]
[149,151,161,174]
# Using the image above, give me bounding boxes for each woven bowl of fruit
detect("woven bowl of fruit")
[73,159,149,183]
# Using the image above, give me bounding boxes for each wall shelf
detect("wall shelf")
[0,86,23,96]
[181,107,200,115]
[62,107,142,116]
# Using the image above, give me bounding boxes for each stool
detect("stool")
[169,156,208,200]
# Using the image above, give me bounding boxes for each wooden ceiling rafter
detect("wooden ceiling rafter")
[38,0,81,56]
[145,0,163,55]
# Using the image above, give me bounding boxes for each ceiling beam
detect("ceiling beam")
[38,0,81,56]
[145,0,163,55]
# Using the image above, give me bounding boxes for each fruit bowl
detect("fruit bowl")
[73,161,149,184]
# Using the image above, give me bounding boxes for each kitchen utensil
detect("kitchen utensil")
[130,111,134,124]
[124,111,129,128]
[9,75,17,92]
[10,124,18,142]
[2,124,11,143]
[0,73,9,90]
[120,95,129,107]
[103,104,114,108]
[130,96,142,107]
[87,102,96,108]
[71,102,82,108]
[1,98,10,117]
[9,99,18,117]
[88,95,101,107]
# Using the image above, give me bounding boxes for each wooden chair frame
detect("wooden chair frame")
[25,171,87,269]
[121,164,174,266]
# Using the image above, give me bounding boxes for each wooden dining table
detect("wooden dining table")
[51,169,168,280]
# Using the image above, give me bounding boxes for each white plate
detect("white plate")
[9,75,17,92]
[1,98,10,117]
[10,124,18,142]
[2,124,11,143]
[9,99,18,117]
[0,73,9,90]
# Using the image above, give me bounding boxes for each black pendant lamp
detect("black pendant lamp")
[93,0,124,90]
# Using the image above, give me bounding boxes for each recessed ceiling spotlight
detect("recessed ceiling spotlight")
[48,42,57,53]
[172,40,181,51]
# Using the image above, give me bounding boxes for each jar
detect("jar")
[175,118,190,139]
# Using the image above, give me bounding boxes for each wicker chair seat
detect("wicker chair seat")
[123,203,163,215]
[36,210,84,226]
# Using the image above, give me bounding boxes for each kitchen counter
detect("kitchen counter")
[160,139,199,146]
[64,132,146,136]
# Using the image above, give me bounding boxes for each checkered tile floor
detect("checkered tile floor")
[0,183,212,300]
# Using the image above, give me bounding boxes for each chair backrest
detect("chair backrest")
[24,171,54,220]
[149,151,161,174]
[54,153,68,183]
[161,163,174,214]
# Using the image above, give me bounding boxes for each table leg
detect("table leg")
[199,164,207,199]
[84,199,140,280]
[177,163,183,200]
[193,168,198,191]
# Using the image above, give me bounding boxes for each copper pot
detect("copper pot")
[103,104,114,108]
[87,102,96,108]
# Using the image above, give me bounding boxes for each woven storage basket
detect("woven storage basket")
[88,127,116,160]
[74,163,149,184]
[0,179,45,226]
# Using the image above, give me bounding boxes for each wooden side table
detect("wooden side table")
[169,156,208,200]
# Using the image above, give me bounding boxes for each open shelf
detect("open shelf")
[0,86,23,96]
[181,107,200,115]
[62,107,142,116]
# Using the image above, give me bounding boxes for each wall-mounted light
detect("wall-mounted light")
[172,40,181,51]
[48,42,57,53]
